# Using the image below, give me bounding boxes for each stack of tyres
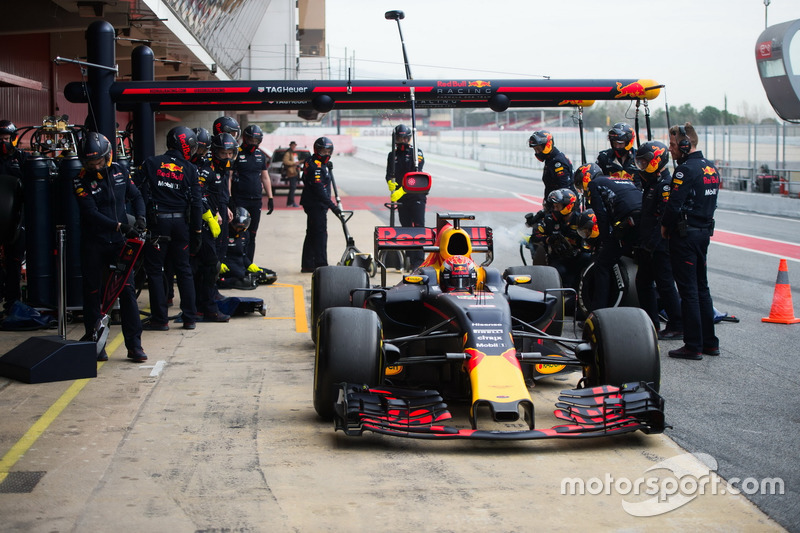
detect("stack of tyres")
[24,154,56,308]
[57,154,83,309]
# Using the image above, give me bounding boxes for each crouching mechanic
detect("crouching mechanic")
[73,132,147,362]
[219,207,257,290]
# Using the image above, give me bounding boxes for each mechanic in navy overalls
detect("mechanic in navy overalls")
[634,141,683,339]
[575,163,642,312]
[73,132,147,362]
[232,124,274,271]
[300,137,340,272]
[661,123,720,360]
[386,124,426,270]
[529,129,575,200]
[0,119,26,312]
[138,126,203,330]
[192,130,230,323]
[596,122,641,189]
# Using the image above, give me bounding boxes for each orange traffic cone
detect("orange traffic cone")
[762,258,800,324]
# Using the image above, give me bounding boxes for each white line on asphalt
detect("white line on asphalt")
[140,360,166,377]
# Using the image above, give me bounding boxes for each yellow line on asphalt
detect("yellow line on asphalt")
[273,282,308,333]
[0,333,124,483]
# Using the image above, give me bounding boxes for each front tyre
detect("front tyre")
[313,307,383,420]
[310,266,369,343]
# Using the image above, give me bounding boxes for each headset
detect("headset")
[677,124,692,155]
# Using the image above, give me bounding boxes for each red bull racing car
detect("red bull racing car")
[311,213,664,441]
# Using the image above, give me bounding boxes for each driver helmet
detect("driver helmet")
[231,206,251,234]
[608,122,635,156]
[441,255,478,292]
[77,131,113,169]
[529,130,554,161]
[576,209,599,240]
[635,141,670,175]
[212,116,241,140]
[546,188,578,218]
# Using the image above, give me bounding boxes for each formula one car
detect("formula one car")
[311,213,664,441]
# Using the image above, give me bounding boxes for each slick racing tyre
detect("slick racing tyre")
[310,266,369,343]
[503,265,564,337]
[581,307,660,391]
[313,307,383,420]
[577,255,638,316]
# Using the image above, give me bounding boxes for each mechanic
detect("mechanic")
[530,189,592,301]
[138,126,203,330]
[575,208,600,253]
[282,141,301,208]
[219,207,258,290]
[191,129,230,323]
[441,255,478,293]
[661,123,720,360]
[386,124,426,270]
[212,115,241,141]
[0,119,26,314]
[575,163,642,312]
[634,141,683,339]
[528,130,575,200]
[232,124,276,279]
[72,132,147,362]
[211,115,239,254]
[596,122,641,188]
[300,137,341,272]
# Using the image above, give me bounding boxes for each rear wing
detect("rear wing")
[374,226,493,254]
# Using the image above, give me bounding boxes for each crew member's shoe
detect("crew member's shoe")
[657,329,683,340]
[182,321,196,330]
[143,322,169,331]
[127,347,148,362]
[206,312,231,323]
[668,346,703,360]
[300,267,315,273]
[702,346,720,356]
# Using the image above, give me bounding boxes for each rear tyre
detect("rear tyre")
[310,266,369,343]
[313,307,383,420]
[581,307,660,391]
[504,265,564,336]
[577,257,637,316]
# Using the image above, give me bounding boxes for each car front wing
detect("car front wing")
[333,382,666,440]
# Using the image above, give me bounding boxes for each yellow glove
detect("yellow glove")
[247,263,261,273]
[390,187,406,202]
[387,180,398,193]
[220,263,230,274]
[202,210,221,238]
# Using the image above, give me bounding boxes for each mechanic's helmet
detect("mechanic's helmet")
[441,255,478,292]
[394,124,412,146]
[0,119,17,156]
[635,140,670,175]
[231,206,251,234]
[211,132,237,167]
[546,188,578,217]
[242,124,263,147]
[166,126,198,160]
[77,131,113,168]
[608,122,635,154]
[528,130,554,161]
[573,162,603,193]
[313,136,334,164]
[193,127,211,155]
[212,116,240,140]
[576,209,599,240]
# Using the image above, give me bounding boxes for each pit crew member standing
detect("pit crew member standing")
[232,124,274,275]
[661,123,720,360]
[138,126,203,330]
[73,132,147,362]
[575,163,641,312]
[596,122,641,188]
[0,119,26,312]
[386,124,426,270]
[300,137,340,272]
[634,141,682,338]
[529,130,575,199]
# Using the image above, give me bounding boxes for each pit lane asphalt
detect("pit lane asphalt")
[0,173,785,531]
